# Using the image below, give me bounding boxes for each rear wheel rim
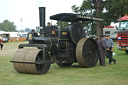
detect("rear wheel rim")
[76,38,98,67]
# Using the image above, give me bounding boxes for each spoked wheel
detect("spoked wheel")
[12,49,51,74]
[76,38,98,67]
[56,62,73,67]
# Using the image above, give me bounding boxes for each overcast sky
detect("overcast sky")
[0,0,83,30]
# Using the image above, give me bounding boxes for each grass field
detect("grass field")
[0,41,128,85]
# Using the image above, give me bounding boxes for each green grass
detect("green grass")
[0,41,128,85]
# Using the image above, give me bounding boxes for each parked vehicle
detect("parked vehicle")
[117,14,128,54]
[103,26,117,39]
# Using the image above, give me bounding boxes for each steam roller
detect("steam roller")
[11,7,103,75]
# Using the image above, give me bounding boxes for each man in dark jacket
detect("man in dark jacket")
[97,35,106,66]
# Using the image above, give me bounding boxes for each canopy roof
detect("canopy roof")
[50,13,103,22]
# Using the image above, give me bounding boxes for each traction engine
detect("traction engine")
[11,7,102,74]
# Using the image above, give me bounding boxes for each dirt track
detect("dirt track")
[0,41,27,57]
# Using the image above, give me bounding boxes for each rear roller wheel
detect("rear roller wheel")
[12,49,51,74]
[76,38,98,67]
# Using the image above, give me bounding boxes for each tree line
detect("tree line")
[0,20,17,32]
[0,20,31,32]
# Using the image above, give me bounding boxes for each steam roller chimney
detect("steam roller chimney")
[39,7,45,35]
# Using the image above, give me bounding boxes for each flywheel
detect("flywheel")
[76,38,98,67]
[69,22,83,44]
[12,49,51,74]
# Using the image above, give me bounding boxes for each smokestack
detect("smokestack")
[39,7,45,29]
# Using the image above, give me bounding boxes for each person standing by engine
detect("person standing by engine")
[104,35,116,64]
[102,35,107,41]
[102,35,107,58]
[97,35,106,66]
[0,37,3,50]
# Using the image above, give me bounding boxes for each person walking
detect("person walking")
[0,37,3,50]
[97,35,106,66]
[104,35,116,64]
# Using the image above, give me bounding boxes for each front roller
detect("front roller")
[12,49,51,74]
[76,38,99,67]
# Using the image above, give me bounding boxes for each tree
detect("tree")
[103,0,128,26]
[0,20,17,32]
[72,0,128,36]
[72,0,104,36]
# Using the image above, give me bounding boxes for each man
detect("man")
[95,36,99,42]
[104,35,116,64]
[102,35,107,41]
[97,35,106,66]
[102,35,107,58]
[0,37,3,50]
